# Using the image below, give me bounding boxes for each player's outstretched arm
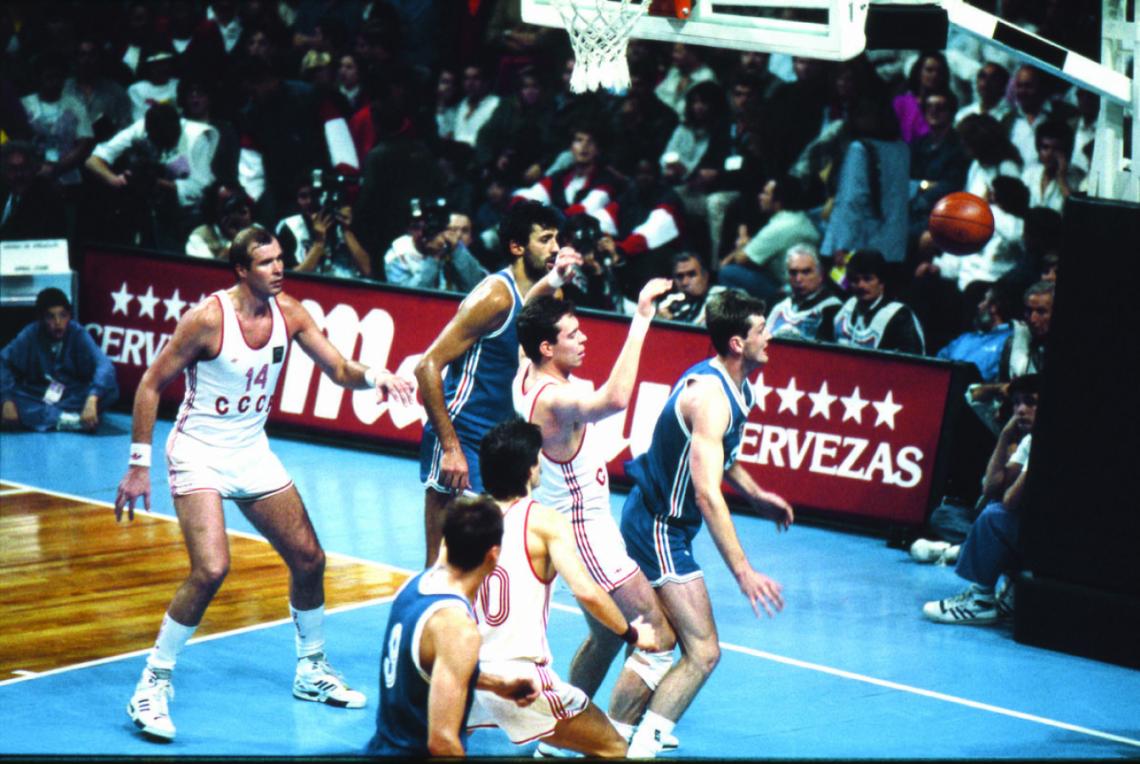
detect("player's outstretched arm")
[424,608,482,756]
[114,298,219,522]
[414,279,513,491]
[278,294,414,404]
[534,505,657,650]
[686,380,784,618]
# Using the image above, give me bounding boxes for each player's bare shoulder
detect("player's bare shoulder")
[272,291,313,339]
[177,292,224,343]
[461,274,513,316]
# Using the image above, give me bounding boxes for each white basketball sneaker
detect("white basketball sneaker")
[127,667,176,741]
[293,652,366,708]
[909,538,951,564]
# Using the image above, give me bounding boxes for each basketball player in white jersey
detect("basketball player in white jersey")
[113,225,415,742]
[515,278,683,750]
[465,418,657,757]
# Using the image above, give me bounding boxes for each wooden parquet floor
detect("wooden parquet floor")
[0,482,408,679]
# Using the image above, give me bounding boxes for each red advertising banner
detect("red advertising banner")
[80,248,962,526]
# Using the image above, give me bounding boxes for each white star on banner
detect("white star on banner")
[110,282,135,316]
[872,390,903,430]
[841,386,869,424]
[137,285,160,319]
[162,289,187,323]
[196,293,209,308]
[752,373,772,412]
[776,377,805,416]
[808,381,837,420]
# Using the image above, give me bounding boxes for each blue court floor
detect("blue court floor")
[1,412,1138,759]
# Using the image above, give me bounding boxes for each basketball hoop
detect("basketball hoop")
[551,0,653,93]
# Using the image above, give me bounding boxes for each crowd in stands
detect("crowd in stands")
[2,2,1085,388]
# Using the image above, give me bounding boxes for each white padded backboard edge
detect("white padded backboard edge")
[520,0,869,60]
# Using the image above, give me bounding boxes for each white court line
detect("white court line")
[547,601,1140,749]
[4,481,1137,749]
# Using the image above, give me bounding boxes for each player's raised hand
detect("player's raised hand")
[736,567,784,618]
[551,246,583,283]
[635,277,674,318]
[115,467,152,522]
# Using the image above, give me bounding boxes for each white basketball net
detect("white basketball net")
[551,0,652,92]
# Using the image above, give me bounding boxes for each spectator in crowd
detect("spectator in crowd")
[590,157,686,311]
[718,175,821,304]
[908,90,970,251]
[110,2,162,79]
[185,184,252,259]
[512,121,623,219]
[453,60,500,148]
[1,141,68,240]
[967,280,1053,433]
[760,56,833,178]
[893,52,951,144]
[821,95,910,280]
[433,65,462,142]
[656,252,725,325]
[1,288,118,433]
[954,62,1011,126]
[1005,65,1053,170]
[922,374,1039,624]
[1070,88,1098,177]
[383,200,486,292]
[660,80,732,235]
[935,278,1021,383]
[654,43,718,119]
[336,52,365,114]
[912,372,1038,565]
[833,249,925,355]
[604,57,679,180]
[765,243,843,342]
[176,77,240,186]
[1023,119,1082,212]
[21,52,94,194]
[127,47,180,122]
[275,172,321,269]
[958,113,1023,199]
[474,66,560,185]
[62,34,132,144]
[85,102,218,250]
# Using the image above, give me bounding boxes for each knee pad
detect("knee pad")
[624,648,674,691]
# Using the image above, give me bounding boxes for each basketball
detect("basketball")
[928,192,995,255]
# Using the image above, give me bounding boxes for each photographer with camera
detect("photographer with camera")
[558,214,620,312]
[383,199,487,292]
[274,169,373,279]
[85,103,218,251]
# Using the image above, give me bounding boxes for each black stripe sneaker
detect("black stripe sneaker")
[922,588,1001,625]
[293,652,366,708]
[127,667,176,741]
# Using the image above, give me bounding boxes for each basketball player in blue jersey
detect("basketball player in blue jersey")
[367,495,539,757]
[415,200,581,566]
[619,289,795,757]
[113,226,415,742]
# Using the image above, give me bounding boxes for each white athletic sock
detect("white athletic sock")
[290,604,326,659]
[610,718,635,742]
[146,612,197,672]
[628,711,675,757]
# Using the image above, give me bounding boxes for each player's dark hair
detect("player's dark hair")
[846,248,888,281]
[499,200,562,256]
[442,495,504,572]
[479,418,543,500]
[518,295,575,363]
[706,289,767,356]
[228,225,275,274]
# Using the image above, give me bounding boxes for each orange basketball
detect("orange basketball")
[928,191,995,255]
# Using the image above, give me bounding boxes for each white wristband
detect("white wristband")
[128,443,152,468]
[547,269,566,290]
[629,312,652,341]
[364,367,380,387]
